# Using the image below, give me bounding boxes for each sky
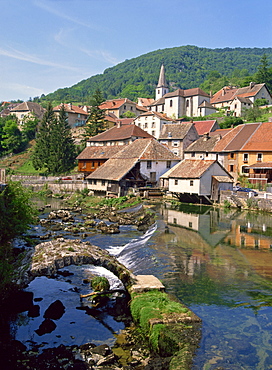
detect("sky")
[1,0,272,102]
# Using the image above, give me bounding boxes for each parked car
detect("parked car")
[234,187,258,196]
[61,177,72,180]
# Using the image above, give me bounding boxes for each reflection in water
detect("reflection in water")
[157,204,272,369]
[13,198,272,368]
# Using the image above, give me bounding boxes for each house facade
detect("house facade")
[161,159,233,202]
[158,122,199,158]
[134,111,175,139]
[87,123,153,147]
[99,98,147,118]
[86,138,180,196]
[10,102,45,125]
[76,145,124,177]
[53,103,89,127]
[211,83,272,116]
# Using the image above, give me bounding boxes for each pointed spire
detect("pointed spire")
[157,64,167,88]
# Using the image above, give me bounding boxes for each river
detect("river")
[12,200,272,369]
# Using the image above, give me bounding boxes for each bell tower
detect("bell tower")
[156,64,169,100]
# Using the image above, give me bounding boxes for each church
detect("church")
[149,65,216,118]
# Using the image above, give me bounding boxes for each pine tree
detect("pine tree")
[83,89,106,139]
[32,103,76,175]
[255,54,272,90]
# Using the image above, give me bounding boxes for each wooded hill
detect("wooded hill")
[39,45,272,104]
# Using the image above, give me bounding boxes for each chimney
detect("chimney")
[222,88,225,96]
[117,120,121,128]
[168,132,172,138]
[250,82,255,89]
[203,132,209,141]
[68,103,72,110]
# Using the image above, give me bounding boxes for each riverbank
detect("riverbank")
[4,194,202,369]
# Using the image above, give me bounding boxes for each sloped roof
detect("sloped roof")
[248,162,272,169]
[11,102,45,119]
[212,175,233,183]
[53,103,88,115]
[115,138,180,161]
[211,86,238,104]
[224,123,260,151]
[87,124,153,142]
[136,111,174,121]
[76,145,124,160]
[86,138,180,181]
[242,122,272,151]
[211,83,270,105]
[162,159,216,179]
[159,123,195,140]
[86,157,138,181]
[137,98,155,107]
[99,98,136,110]
[209,128,232,137]
[164,88,209,99]
[185,134,221,152]
[199,100,216,108]
[193,120,218,136]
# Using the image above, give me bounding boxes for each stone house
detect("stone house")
[86,138,180,196]
[158,122,199,158]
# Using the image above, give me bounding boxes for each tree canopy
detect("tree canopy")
[83,89,107,139]
[32,103,76,175]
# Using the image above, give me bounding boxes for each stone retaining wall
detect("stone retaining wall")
[220,190,272,211]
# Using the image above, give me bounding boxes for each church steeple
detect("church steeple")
[156,64,169,100]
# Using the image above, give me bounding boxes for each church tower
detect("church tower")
[156,64,169,100]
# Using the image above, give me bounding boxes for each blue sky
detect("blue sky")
[1,0,272,102]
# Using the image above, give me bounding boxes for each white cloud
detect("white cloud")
[33,0,104,31]
[0,46,80,72]
[80,47,119,65]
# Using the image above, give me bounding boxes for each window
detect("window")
[102,180,105,186]
[230,152,235,159]
[189,222,193,228]
[243,153,248,162]
[152,122,155,128]
[173,218,177,224]
[145,122,148,128]
[229,165,234,172]
[186,100,189,108]
[191,152,195,157]
[174,179,178,185]
[170,99,173,107]
[190,180,194,186]
[147,161,152,169]
[257,153,263,162]
[152,130,155,136]
[173,141,179,147]
[93,180,97,185]
[166,161,171,168]
[91,161,95,168]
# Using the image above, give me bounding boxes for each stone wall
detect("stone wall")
[220,190,272,212]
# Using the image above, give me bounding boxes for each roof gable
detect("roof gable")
[87,124,153,142]
[159,123,195,140]
[163,159,216,179]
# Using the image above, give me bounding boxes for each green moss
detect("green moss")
[91,276,110,292]
[149,323,165,352]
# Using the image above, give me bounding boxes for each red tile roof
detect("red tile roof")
[99,98,135,110]
[242,122,272,151]
[87,124,153,142]
[53,103,88,115]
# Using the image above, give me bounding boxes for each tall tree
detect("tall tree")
[32,103,76,175]
[83,89,106,139]
[255,54,272,90]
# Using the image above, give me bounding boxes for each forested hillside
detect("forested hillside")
[39,45,272,104]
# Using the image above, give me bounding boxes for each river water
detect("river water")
[13,200,272,369]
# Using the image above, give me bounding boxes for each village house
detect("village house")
[86,123,153,146]
[76,145,124,178]
[134,111,175,139]
[149,65,216,118]
[86,138,180,196]
[160,159,233,203]
[178,119,220,137]
[211,83,272,116]
[158,122,199,158]
[53,103,89,128]
[99,98,147,118]
[9,101,45,125]
[184,122,272,187]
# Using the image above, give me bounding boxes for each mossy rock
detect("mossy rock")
[91,276,110,292]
